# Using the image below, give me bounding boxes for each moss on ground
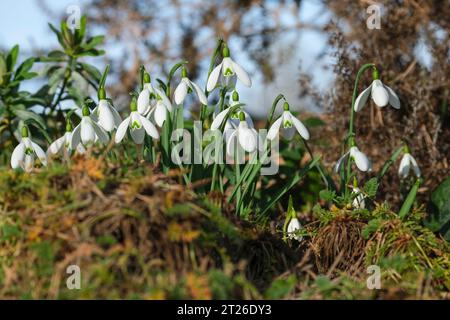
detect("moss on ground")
[0,157,448,299]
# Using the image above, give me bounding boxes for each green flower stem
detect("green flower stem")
[343,63,377,195]
[348,63,376,138]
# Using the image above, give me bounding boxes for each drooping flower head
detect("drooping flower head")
[137,71,158,115]
[354,69,400,112]
[267,102,310,141]
[207,44,251,92]
[284,196,303,241]
[71,104,109,149]
[226,111,258,156]
[351,177,366,209]
[398,145,421,179]
[287,217,303,241]
[11,126,47,172]
[47,121,85,157]
[93,86,121,132]
[115,97,160,144]
[147,87,173,127]
[174,67,208,105]
[335,142,371,173]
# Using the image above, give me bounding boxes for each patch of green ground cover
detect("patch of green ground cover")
[0,160,448,299]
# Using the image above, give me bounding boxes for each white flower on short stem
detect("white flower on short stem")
[226,111,258,156]
[137,72,158,115]
[335,144,371,173]
[115,98,159,144]
[267,102,310,141]
[71,105,109,149]
[174,67,207,105]
[354,70,400,112]
[11,126,47,172]
[47,122,85,156]
[206,45,251,92]
[92,87,121,132]
[351,187,365,209]
[398,152,421,179]
[147,88,173,127]
[287,217,303,241]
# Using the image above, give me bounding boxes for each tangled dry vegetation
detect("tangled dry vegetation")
[316,0,450,208]
[0,154,448,299]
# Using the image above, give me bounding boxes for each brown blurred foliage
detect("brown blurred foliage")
[318,0,449,206]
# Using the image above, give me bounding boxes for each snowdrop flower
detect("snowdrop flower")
[354,70,400,112]
[47,122,85,157]
[71,105,109,149]
[351,187,365,209]
[147,88,173,127]
[211,90,253,131]
[115,98,159,144]
[335,145,371,173]
[137,72,158,115]
[398,152,421,179]
[267,102,310,141]
[206,45,251,92]
[226,112,258,156]
[93,87,121,132]
[287,217,303,241]
[11,126,47,172]
[174,67,207,105]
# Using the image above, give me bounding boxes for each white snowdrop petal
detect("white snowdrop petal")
[92,121,109,144]
[287,218,302,241]
[211,108,231,130]
[24,154,34,172]
[81,119,96,144]
[174,80,188,105]
[137,89,150,115]
[371,80,389,107]
[130,127,145,144]
[11,142,25,169]
[206,62,223,92]
[354,84,372,112]
[31,141,47,165]
[48,136,65,155]
[225,130,238,156]
[140,115,160,139]
[155,88,173,113]
[352,188,365,209]
[266,117,283,141]
[110,103,122,126]
[351,147,370,172]
[71,124,81,149]
[398,154,410,178]
[230,59,251,87]
[385,85,401,109]
[289,113,310,140]
[115,117,131,143]
[154,102,167,127]
[189,79,208,105]
[238,127,257,153]
[408,154,421,178]
[98,100,116,132]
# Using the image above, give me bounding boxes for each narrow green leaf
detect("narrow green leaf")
[6,44,19,72]
[398,178,422,219]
